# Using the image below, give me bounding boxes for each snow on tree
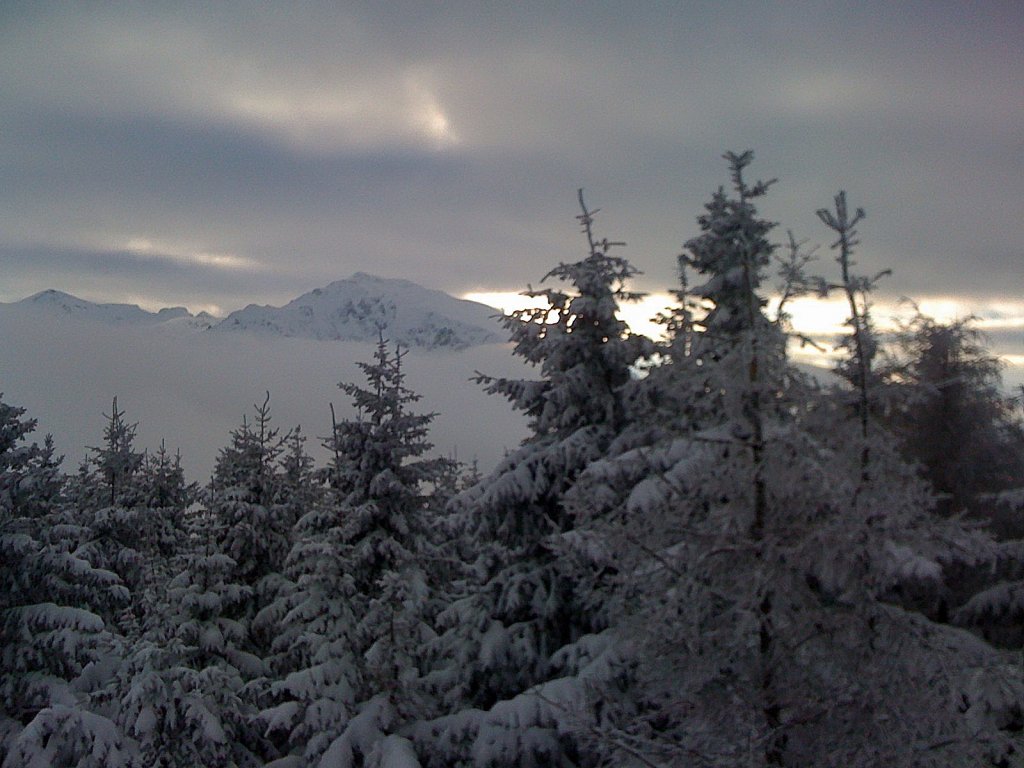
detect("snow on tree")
[247,426,319,668]
[814,192,892,482]
[419,193,652,766]
[851,307,1024,653]
[1,394,129,766]
[255,469,360,765]
[477,190,651,438]
[937,378,1024,651]
[61,398,167,638]
[4,155,1023,767]
[0,401,62,523]
[124,443,198,642]
[163,392,304,764]
[258,336,447,767]
[117,542,267,767]
[205,392,293,596]
[276,427,319,537]
[560,153,1022,766]
[135,442,195,537]
[89,397,145,510]
[815,196,883,386]
[134,443,194,564]
[954,533,1024,648]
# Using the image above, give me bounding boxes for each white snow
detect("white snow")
[212,273,501,349]
[13,289,193,326]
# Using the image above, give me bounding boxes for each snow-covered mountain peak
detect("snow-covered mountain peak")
[11,289,183,326]
[213,274,503,349]
[350,271,392,283]
[24,288,90,309]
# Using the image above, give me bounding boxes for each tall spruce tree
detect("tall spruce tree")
[206,393,292,594]
[134,444,194,559]
[261,337,448,767]
[62,398,151,637]
[90,398,145,510]
[889,315,1024,649]
[118,540,266,767]
[421,193,652,766]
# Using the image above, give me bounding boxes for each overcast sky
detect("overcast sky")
[1,2,1021,331]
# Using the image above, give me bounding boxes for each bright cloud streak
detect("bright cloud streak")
[123,237,257,270]
[223,71,459,152]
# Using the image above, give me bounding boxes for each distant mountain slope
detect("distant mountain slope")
[8,289,195,326]
[212,273,502,349]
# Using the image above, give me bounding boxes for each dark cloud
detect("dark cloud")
[0,2,1020,312]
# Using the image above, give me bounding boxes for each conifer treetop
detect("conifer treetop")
[477,190,653,437]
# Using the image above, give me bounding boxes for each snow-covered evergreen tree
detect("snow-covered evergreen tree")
[135,443,194,557]
[562,153,1022,766]
[5,153,1022,767]
[64,398,167,638]
[421,193,652,766]
[894,320,1024,648]
[89,398,145,510]
[174,393,300,764]
[249,426,319,666]
[1,395,129,766]
[276,427,319,538]
[206,393,292,596]
[260,337,447,766]
[118,540,266,767]
[816,195,886,395]
[954,489,1024,648]
[256,469,360,765]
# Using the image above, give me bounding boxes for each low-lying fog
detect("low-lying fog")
[0,309,531,482]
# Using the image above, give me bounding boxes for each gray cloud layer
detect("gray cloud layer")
[1,1,1021,312]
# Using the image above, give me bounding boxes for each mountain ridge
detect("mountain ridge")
[3,275,504,350]
[213,273,501,349]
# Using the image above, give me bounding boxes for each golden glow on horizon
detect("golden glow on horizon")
[463,290,1024,371]
[464,290,671,340]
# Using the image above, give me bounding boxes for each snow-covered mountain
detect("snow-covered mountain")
[11,289,196,326]
[3,276,504,348]
[212,273,502,349]
[5,288,223,330]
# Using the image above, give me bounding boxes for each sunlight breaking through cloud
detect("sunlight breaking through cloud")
[123,237,257,270]
[464,290,1024,379]
[223,70,459,152]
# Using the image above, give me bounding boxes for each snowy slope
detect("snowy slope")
[212,273,502,349]
[9,289,195,326]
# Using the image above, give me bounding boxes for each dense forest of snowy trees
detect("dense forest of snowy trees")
[3,152,1024,766]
